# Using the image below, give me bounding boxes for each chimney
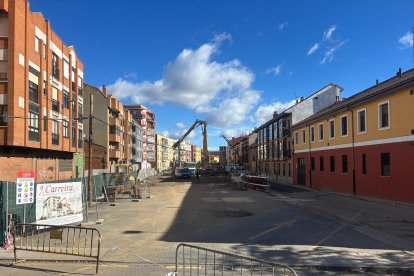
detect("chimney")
[296,99,299,104]
[300,96,305,102]
[273,111,278,118]
[376,79,379,86]
[397,68,402,78]
[102,85,107,96]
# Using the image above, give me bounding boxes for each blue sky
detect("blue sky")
[30,0,414,150]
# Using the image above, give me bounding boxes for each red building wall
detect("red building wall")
[294,141,414,204]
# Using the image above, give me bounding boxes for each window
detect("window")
[63,120,69,138]
[341,115,348,136]
[52,119,59,145]
[378,101,390,129]
[78,103,83,119]
[63,59,69,79]
[310,126,315,143]
[294,131,298,145]
[342,155,348,173]
[288,163,291,177]
[63,90,69,108]
[319,124,324,140]
[320,156,324,171]
[362,154,367,175]
[311,157,315,171]
[71,121,76,147]
[29,80,39,103]
[0,105,7,126]
[35,37,39,53]
[330,156,335,172]
[283,163,285,176]
[52,53,59,80]
[28,102,39,142]
[357,109,366,133]
[43,115,47,131]
[278,163,281,175]
[302,129,306,144]
[381,153,390,176]
[78,129,83,148]
[329,120,335,139]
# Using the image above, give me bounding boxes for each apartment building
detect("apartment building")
[156,134,175,171]
[292,69,414,204]
[83,84,108,175]
[219,146,227,166]
[107,95,127,172]
[130,119,143,171]
[256,84,343,184]
[124,104,156,169]
[0,0,84,181]
[248,132,257,174]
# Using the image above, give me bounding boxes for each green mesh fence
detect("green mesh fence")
[1,172,145,246]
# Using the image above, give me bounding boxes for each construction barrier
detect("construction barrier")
[174,243,297,276]
[13,223,102,274]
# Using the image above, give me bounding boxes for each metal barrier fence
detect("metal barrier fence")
[175,243,297,276]
[13,223,102,274]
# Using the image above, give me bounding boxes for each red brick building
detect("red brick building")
[0,0,84,182]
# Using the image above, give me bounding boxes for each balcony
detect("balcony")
[52,100,60,113]
[109,117,120,126]
[52,133,59,145]
[109,149,121,159]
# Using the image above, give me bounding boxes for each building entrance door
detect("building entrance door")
[297,158,306,185]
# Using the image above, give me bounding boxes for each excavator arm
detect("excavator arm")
[173,119,209,165]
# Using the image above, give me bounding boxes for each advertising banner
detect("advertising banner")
[35,182,83,225]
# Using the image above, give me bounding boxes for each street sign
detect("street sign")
[16,171,35,205]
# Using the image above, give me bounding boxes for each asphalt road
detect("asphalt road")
[1,174,413,275]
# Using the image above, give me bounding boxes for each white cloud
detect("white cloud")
[213,32,232,44]
[278,22,288,30]
[323,25,336,41]
[265,64,282,76]
[176,122,185,128]
[169,128,197,141]
[107,33,260,128]
[252,99,296,125]
[307,43,320,55]
[160,130,170,137]
[320,40,348,65]
[399,31,413,48]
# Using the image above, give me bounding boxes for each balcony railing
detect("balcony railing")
[52,100,60,113]
[52,133,59,145]
[282,129,291,137]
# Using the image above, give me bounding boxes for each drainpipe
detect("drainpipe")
[349,108,356,195]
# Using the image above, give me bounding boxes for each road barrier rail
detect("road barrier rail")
[175,243,297,275]
[13,223,102,274]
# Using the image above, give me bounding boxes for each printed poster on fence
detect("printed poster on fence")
[36,182,83,225]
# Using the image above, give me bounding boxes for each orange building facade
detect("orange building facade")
[292,69,414,204]
[0,0,84,182]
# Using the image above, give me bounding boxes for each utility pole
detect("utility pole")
[87,93,93,206]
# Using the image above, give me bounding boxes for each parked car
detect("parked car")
[175,168,191,178]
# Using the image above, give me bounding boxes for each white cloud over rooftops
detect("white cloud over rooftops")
[107,33,260,128]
